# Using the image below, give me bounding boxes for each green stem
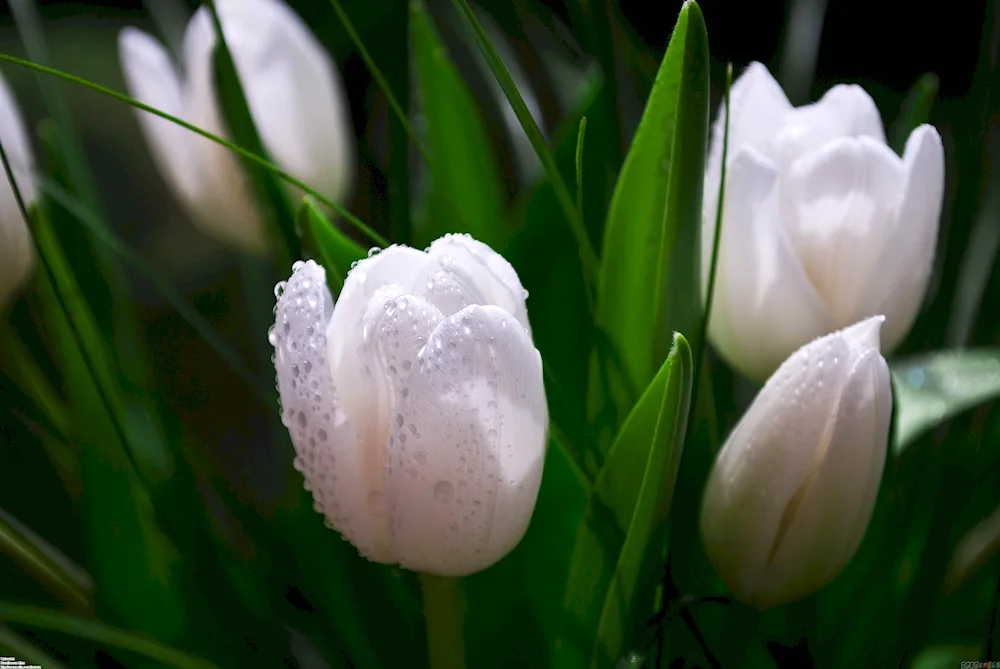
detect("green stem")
[719,599,757,668]
[419,573,466,669]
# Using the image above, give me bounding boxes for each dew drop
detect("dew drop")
[317,428,328,442]
[434,481,455,503]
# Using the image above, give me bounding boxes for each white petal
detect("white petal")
[701,324,852,603]
[328,285,446,562]
[770,85,886,172]
[271,260,381,561]
[763,323,890,606]
[707,147,830,381]
[869,125,944,351]
[786,136,906,325]
[328,246,432,374]
[181,7,267,252]
[385,305,547,576]
[0,70,36,301]
[418,234,532,336]
[215,0,354,206]
[810,84,886,142]
[704,62,792,277]
[118,28,199,210]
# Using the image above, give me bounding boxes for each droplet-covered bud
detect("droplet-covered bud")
[271,234,548,576]
[700,316,891,608]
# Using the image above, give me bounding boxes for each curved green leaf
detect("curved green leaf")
[891,349,1000,454]
[0,603,217,669]
[596,1,709,392]
[410,0,505,249]
[558,334,693,667]
[299,196,367,295]
[591,333,693,667]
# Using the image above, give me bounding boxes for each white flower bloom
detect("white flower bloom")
[0,70,38,304]
[700,316,891,608]
[118,0,354,253]
[703,62,944,381]
[271,234,548,576]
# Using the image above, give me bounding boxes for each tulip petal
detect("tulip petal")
[701,325,851,604]
[272,260,382,561]
[385,305,547,576]
[214,0,354,205]
[704,62,791,278]
[870,125,944,350]
[764,319,890,606]
[118,28,199,210]
[181,6,268,251]
[0,71,36,301]
[328,246,432,374]
[419,234,533,336]
[708,147,830,381]
[787,136,906,325]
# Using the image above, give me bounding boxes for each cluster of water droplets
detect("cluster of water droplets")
[270,260,371,556]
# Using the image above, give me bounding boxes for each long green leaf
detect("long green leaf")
[0,603,217,668]
[0,52,386,247]
[891,73,939,155]
[0,507,93,613]
[596,1,709,393]
[207,0,300,264]
[891,349,1000,454]
[410,0,506,249]
[298,196,367,295]
[35,176,266,404]
[0,624,69,669]
[558,334,693,667]
[449,0,599,289]
[591,333,692,667]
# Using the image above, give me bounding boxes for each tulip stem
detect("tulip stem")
[719,600,757,667]
[419,573,466,669]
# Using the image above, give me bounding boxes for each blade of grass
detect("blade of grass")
[328,0,429,164]
[576,116,587,222]
[0,624,69,669]
[0,318,70,441]
[34,175,268,405]
[0,603,218,669]
[448,0,599,292]
[206,0,300,264]
[0,506,93,613]
[0,138,152,494]
[0,53,387,247]
[690,62,731,437]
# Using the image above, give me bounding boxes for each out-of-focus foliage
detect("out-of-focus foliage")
[0,0,997,667]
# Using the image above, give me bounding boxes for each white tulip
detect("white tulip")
[700,315,891,608]
[118,0,354,253]
[0,70,38,304]
[703,62,944,381]
[270,234,548,576]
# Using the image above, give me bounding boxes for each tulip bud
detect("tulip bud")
[700,316,891,608]
[118,0,354,253]
[270,234,548,576]
[0,70,38,304]
[703,62,944,381]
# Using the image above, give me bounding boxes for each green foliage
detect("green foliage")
[0,0,996,667]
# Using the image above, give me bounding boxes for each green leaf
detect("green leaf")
[558,334,693,667]
[298,196,368,295]
[409,0,505,249]
[209,9,299,265]
[591,333,693,667]
[891,349,1000,454]
[890,73,939,155]
[0,624,69,669]
[596,0,709,392]
[0,507,93,614]
[448,0,599,284]
[0,603,217,669]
